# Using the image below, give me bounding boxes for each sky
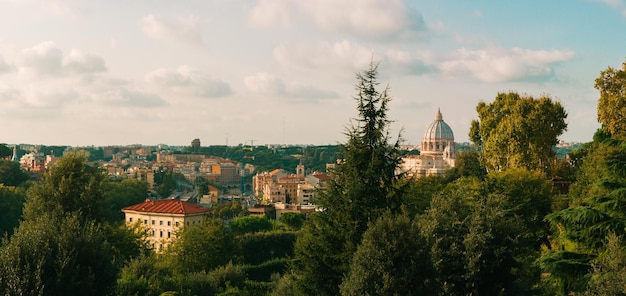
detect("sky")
[1,0,625,147]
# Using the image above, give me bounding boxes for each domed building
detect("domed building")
[400,109,456,177]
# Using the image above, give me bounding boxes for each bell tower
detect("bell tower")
[11,145,18,162]
[296,160,305,181]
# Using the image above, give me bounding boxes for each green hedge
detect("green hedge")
[242,258,289,282]
[236,231,297,265]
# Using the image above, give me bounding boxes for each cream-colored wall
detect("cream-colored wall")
[399,154,453,178]
[124,211,206,251]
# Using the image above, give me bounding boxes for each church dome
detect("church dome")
[420,109,455,157]
[423,109,454,141]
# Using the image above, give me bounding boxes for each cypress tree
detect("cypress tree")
[288,62,405,295]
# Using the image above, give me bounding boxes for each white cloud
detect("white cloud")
[0,85,19,103]
[0,56,15,74]
[41,0,87,17]
[248,0,424,39]
[145,65,231,98]
[244,72,285,94]
[20,41,63,75]
[19,42,106,77]
[140,14,205,47]
[301,0,423,38]
[244,72,338,101]
[0,85,84,120]
[93,88,167,108]
[274,40,375,74]
[62,49,106,74]
[248,0,293,28]
[385,49,435,75]
[438,47,575,83]
[25,89,81,108]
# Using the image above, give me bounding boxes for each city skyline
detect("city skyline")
[1,0,625,146]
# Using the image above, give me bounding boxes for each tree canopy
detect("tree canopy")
[595,60,626,140]
[0,160,29,187]
[539,60,626,295]
[290,62,405,295]
[21,151,106,222]
[469,92,567,173]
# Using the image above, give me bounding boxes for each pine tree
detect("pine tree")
[288,62,405,295]
[540,61,626,294]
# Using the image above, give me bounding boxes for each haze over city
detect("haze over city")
[1,0,625,146]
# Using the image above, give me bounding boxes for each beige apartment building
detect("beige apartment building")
[122,198,209,251]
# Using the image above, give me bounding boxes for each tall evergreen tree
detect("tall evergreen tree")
[541,61,626,295]
[288,62,405,295]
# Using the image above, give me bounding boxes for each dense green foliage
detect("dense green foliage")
[595,61,626,140]
[536,60,626,295]
[340,211,431,296]
[230,215,273,235]
[0,144,11,159]
[237,231,297,266]
[102,178,149,222]
[542,137,626,294]
[470,92,567,173]
[0,185,26,237]
[0,152,149,295]
[21,151,106,222]
[0,213,117,296]
[0,160,29,187]
[278,212,305,230]
[289,62,405,295]
[166,219,235,273]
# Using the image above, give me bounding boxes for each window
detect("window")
[129,217,133,222]
[151,220,155,225]
[144,219,147,224]
[160,231,163,237]
[159,220,163,225]
[168,231,171,238]
[151,230,155,236]
[175,222,179,227]
[167,221,171,226]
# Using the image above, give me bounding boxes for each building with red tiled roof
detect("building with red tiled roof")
[122,198,210,251]
[305,173,330,189]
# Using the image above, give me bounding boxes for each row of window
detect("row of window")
[151,229,172,238]
[127,217,201,227]
[128,217,180,227]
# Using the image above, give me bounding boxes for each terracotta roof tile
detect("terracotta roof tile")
[311,173,330,180]
[122,198,209,215]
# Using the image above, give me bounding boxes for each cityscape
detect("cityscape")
[1,1,625,295]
